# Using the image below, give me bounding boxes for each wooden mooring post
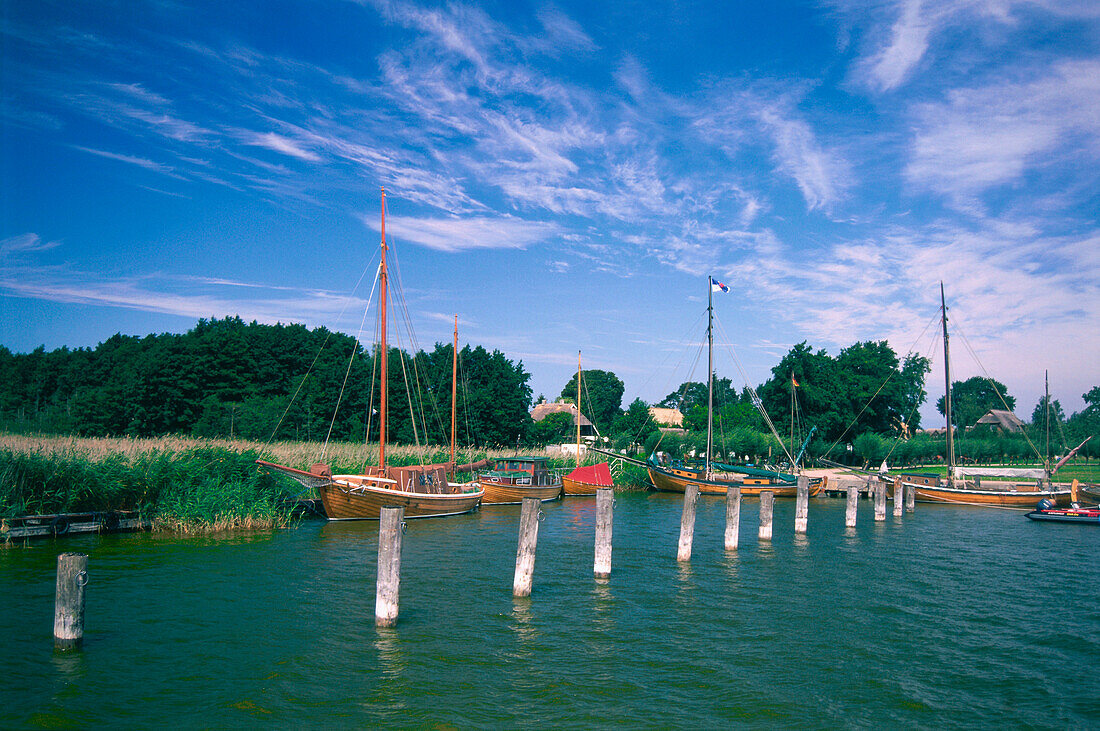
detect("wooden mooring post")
[795,476,809,534]
[845,485,858,528]
[893,478,904,517]
[513,497,541,597]
[54,552,88,650]
[724,486,741,550]
[873,481,886,521]
[759,491,774,541]
[375,506,404,628]
[905,484,915,513]
[677,483,700,562]
[594,488,613,580]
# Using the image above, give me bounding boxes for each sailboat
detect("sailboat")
[886,284,1073,508]
[562,351,614,496]
[647,277,822,497]
[258,189,486,519]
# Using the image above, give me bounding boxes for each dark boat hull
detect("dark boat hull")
[1025,507,1100,524]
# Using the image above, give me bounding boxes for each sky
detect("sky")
[2,0,1098,430]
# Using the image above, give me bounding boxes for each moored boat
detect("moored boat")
[880,285,1075,509]
[259,460,486,520]
[561,350,613,496]
[1026,497,1099,524]
[647,276,821,498]
[563,462,614,495]
[647,463,822,497]
[259,188,486,519]
[479,456,563,504]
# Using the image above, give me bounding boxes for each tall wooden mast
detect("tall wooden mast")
[576,351,582,468]
[941,282,954,477]
[1044,369,1051,477]
[451,315,458,464]
[379,188,388,470]
[706,277,714,477]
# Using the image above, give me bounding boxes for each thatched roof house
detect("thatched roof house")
[531,400,598,437]
[973,409,1025,434]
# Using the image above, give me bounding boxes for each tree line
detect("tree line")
[2,319,1097,465]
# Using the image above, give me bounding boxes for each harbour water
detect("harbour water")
[2,493,1097,728]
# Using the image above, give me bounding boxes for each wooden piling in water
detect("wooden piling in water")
[724,486,741,550]
[677,483,700,562]
[874,481,886,521]
[893,477,904,517]
[795,476,809,534]
[845,485,858,528]
[375,506,404,628]
[905,484,915,513]
[54,552,87,650]
[513,497,541,597]
[759,491,774,541]
[594,488,613,580]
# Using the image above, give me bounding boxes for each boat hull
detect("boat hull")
[1025,507,1100,524]
[562,476,600,496]
[889,480,1071,508]
[319,478,483,520]
[479,480,563,504]
[648,467,819,497]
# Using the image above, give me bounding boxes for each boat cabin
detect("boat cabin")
[481,457,559,487]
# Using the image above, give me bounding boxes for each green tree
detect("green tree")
[529,412,573,445]
[611,398,657,449]
[936,376,1015,429]
[561,369,624,432]
[1030,396,1065,427]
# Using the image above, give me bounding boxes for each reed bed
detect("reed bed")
[0,433,637,529]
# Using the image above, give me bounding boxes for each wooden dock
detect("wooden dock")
[1,511,148,541]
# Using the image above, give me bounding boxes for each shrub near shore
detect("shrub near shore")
[0,445,291,530]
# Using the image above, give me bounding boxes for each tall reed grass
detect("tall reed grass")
[0,433,638,529]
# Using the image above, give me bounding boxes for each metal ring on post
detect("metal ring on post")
[76,570,89,588]
[537,509,545,522]
[400,521,408,534]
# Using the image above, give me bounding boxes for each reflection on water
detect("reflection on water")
[374,626,405,681]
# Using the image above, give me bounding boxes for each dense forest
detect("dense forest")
[0,317,532,447]
[2,319,1097,465]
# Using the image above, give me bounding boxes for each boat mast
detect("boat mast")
[790,371,796,468]
[451,314,458,464]
[706,277,714,477]
[576,351,583,468]
[1044,369,1050,479]
[379,188,388,470]
[941,282,955,479]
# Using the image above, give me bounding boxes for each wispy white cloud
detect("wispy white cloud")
[368,213,559,252]
[71,146,178,175]
[245,131,322,162]
[0,233,61,256]
[905,59,1100,204]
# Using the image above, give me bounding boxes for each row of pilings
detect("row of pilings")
[48,477,915,641]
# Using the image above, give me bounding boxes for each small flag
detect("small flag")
[792,376,800,387]
[711,279,728,293]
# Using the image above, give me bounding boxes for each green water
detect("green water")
[2,493,1097,728]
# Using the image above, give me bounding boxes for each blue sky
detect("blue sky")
[2,0,1098,427]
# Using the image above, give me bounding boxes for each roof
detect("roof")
[648,407,684,427]
[530,401,594,428]
[974,409,1024,433]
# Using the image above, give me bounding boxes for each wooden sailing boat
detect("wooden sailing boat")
[562,351,614,496]
[258,189,486,519]
[647,277,822,498]
[886,284,1072,508]
[478,455,563,504]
